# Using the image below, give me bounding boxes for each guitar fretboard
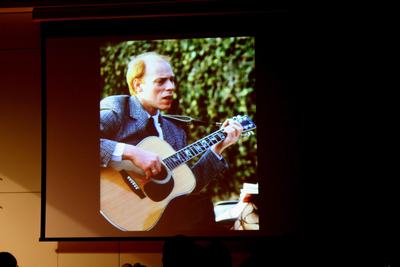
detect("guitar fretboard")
[163,129,226,170]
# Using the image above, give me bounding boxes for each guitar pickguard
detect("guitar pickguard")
[143,177,175,202]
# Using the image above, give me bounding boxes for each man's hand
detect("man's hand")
[122,144,162,179]
[212,119,243,156]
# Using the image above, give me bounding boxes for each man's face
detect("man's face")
[139,58,175,114]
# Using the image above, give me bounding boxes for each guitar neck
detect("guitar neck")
[162,129,226,170]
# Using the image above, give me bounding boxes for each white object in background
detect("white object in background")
[215,183,258,222]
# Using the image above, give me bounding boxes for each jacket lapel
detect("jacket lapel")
[128,96,149,132]
[160,116,178,149]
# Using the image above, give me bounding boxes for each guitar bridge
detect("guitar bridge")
[120,170,146,199]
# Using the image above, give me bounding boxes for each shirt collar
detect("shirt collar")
[151,110,160,119]
[147,109,161,124]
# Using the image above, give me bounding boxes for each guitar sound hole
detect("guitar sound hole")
[143,175,174,202]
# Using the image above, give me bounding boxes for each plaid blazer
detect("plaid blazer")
[100,95,227,191]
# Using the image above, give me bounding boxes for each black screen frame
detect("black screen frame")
[39,5,301,242]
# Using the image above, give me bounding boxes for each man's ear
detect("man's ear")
[133,78,142,93]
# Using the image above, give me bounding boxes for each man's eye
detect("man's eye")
[155,77,174,85]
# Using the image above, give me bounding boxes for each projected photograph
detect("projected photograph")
[98,37,258,233]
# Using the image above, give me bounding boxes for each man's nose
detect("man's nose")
[165,79,175,91]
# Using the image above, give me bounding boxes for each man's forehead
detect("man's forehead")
[144,55,169,67]
[145,58,173,76]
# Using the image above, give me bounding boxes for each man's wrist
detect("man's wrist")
[111,142,126,162]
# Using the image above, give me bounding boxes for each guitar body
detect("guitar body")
[100,136,196,231]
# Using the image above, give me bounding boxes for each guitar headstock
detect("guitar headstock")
[232,115,256,136]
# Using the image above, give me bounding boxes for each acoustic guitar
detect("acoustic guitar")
[100,115,256,231]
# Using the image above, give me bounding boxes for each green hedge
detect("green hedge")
[100,36,257,201]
